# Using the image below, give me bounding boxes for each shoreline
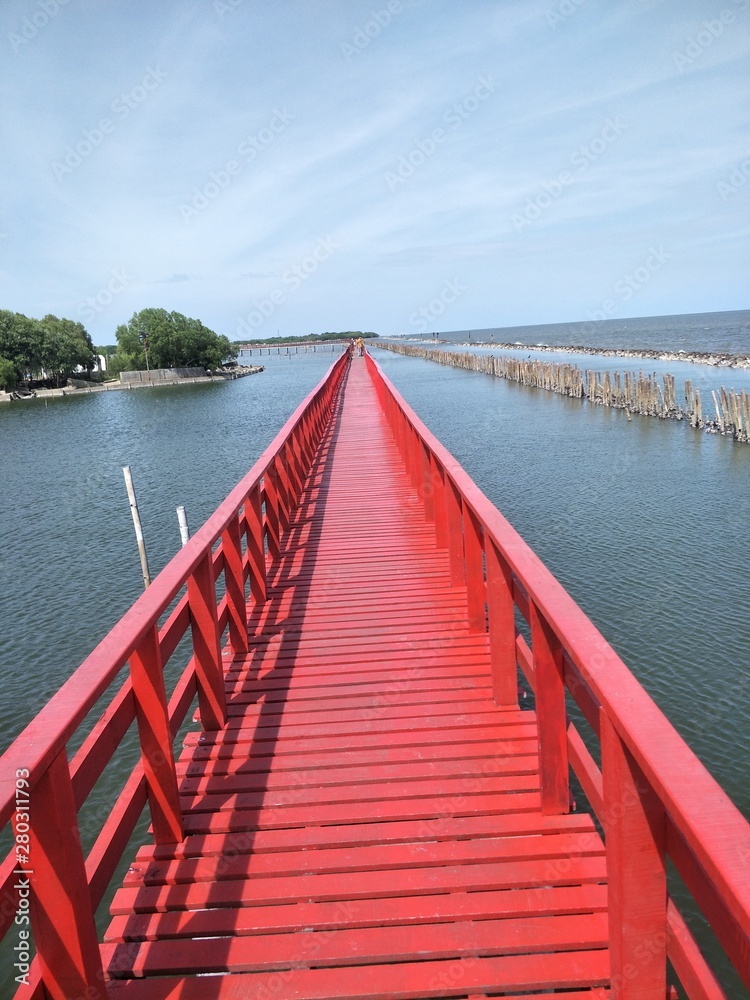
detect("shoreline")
[0,365,264,404]
[430,340,750,369]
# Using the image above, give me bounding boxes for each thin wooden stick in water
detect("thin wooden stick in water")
[123,465,151,590]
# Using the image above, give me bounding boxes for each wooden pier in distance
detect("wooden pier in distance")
[1,349,749,998]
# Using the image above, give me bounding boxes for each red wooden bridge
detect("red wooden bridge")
[1,350,749,999]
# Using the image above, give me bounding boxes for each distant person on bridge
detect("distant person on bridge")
[356,337,364,356]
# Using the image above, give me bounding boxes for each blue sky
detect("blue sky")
[1,0,748,343]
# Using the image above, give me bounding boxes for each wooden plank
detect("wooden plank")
[124,830,603,887]
[179,772,540,815]
[224,675,493,703]
[183,721,538,761]
[176,738,540,778]
[198,710,530,741]
[225,687,496,717]
[106,881,608,942]
[110,855,607,913]
[135,810,596,863]
[106,953,609,998]
[104,912,610,976]
[177,754,540,798]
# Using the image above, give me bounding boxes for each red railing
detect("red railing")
[366,350,750,1000]
[0,349,350,1000]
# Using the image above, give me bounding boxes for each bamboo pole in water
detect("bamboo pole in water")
[123,466,151,590]
[377,342,749,445]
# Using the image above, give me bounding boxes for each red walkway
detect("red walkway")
[103,357,608,997]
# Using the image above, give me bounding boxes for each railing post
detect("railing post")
[529,600,569,814]
[444,476,465,586]
[286,432,304,503]
[298,413,313,471]
[187,552,227,730]
[408,423,420,489]
[306,401,319,453]
[275,451,291,535]
[420,441,434,521]
[389,396,400,448]
[464,505,485,631]
[245,484,267,602]
[601,713,667,998]
[222,516,249,654]
[26,749,106,1000]
[485,540,519,707]
[263,468,280,563]
[130,624,183,842]
[432,455,448,549]
[397,410,409,469]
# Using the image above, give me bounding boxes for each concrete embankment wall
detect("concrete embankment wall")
[0,365,263,403]
[119,367,207,382]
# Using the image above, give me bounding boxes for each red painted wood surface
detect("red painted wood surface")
[101,357,610,996]
[1,348,749,999]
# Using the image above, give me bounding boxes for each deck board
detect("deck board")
[103,356,609,997]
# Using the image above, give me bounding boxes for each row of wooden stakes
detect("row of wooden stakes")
[379,343,750,444]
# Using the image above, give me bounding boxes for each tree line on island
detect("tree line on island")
[107,308,234,374]
[0,306,377,392]
[240,331,378,345]
[0,311,97,390]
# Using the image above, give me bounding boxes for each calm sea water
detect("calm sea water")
[0,353,342,746]
[441,308,750,355]
[0,316,748,993]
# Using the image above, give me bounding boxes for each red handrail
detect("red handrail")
[0,349,350,1000]
[365,349,750,1000]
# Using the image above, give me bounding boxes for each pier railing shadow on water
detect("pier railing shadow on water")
[0,349,351,1000]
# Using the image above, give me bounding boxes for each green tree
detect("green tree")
[0,310,44,382]
[112,309,234,371]
[40,315,96,386]
[0,356,17,391]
